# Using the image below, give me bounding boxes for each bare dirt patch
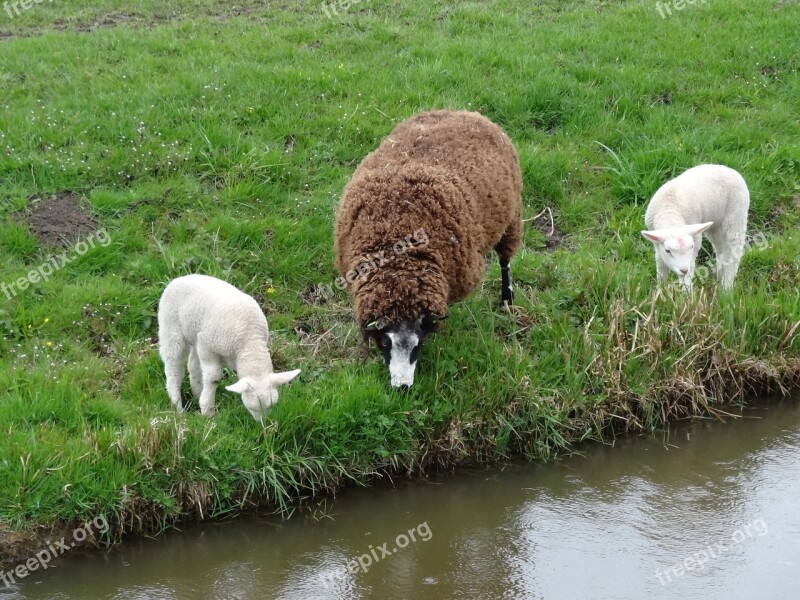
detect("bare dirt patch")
[651,91,672,106]
[526,206,565,251]
[762,193,800,230]
[24,192,97,247]
[292,316,359,361]
[300,283,339,306]
[283,134,297,153]
[67,11,139,34]
[0,3,277,40]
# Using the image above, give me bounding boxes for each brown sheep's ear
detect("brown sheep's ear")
[421,313,447,332]
[362,317,389,332]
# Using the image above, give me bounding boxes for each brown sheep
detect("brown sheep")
[333,109,523,388]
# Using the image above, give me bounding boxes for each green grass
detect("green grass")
[1,0,800,561]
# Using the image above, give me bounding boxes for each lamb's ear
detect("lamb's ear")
[270,369,301,386]
[641,230,665,243]
[225,379,251,394]
[687,221,714,236]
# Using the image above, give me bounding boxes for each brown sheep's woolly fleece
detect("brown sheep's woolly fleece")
[334,109,523,327]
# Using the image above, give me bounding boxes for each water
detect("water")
[8,401,800,599]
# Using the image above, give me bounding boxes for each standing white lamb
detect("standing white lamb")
[157,274,301,421]
[641,164,750,290]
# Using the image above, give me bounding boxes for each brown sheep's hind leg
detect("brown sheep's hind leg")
[495,214,522,306]
[498,252,513,305]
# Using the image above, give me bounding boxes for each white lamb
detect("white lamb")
[157,274,301,421]
[641,164,750,290]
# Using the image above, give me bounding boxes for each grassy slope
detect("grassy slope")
[1,0,799,559]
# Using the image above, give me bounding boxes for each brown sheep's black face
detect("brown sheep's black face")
[363,313,446,388]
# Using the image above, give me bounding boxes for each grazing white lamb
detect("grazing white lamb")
[157,274,300,421]
[641,164,750,290]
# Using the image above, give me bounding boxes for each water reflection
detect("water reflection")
[11,401,800,600]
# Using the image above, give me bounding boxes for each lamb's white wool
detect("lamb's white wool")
[157,274,300,420]
[641,164,750,290]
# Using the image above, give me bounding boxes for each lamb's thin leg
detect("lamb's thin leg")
[706,233,727,288]
[498,254,513,304]
[709,229,745,290]
[196,343,221,417]
[188,346,203,397]
[716,255,734,289]
[717,244,742,290]
[720,251,743,290]
[160,339,188,412]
